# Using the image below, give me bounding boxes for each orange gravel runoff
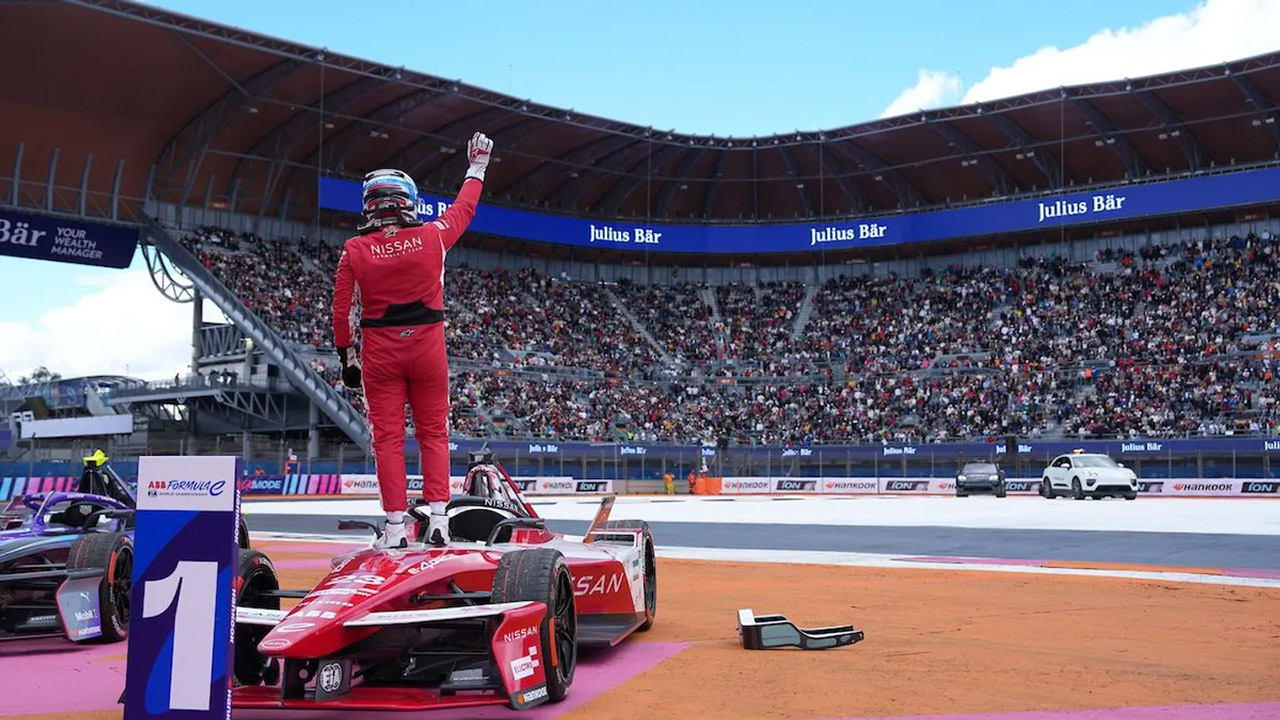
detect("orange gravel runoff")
[4,555,1278,720]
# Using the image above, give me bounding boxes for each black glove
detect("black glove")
[337,347,362,390]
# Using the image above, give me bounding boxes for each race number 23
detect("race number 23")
[143,560,218,710]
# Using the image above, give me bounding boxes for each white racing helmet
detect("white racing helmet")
[360,168,420,228]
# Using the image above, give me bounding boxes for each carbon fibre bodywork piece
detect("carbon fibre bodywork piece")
[736,608,864,650]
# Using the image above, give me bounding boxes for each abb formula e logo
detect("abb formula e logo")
[1241,482,1280,494]
[774,479,818,492]
[574,573,623,596]
[882,479,930,492]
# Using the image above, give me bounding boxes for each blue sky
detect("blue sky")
[142,0,1195,136]
[5,0,1277,379]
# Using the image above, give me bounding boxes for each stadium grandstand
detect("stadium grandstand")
[2,0,1280,488]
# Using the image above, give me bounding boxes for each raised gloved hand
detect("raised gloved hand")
[465,131,493,182]
[337,346,362,390]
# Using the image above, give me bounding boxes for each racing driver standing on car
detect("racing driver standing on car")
[332,132,493,549]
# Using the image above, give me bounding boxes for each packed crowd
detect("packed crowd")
[182,225,1280,443]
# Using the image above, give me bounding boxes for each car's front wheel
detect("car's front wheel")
[994,483,1007,499]
[1040,478,1055,499]
[1071,478,1085,500]
[67,532,133,642]
[234,549,281,687]
[1123,491,1137,500]
[491,548,576,705]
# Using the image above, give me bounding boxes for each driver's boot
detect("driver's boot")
[426,512,450,546]
[374,519,408,550]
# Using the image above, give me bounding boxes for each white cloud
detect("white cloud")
[880,0,1280,117]
[0,269,219,382]
[880,69,963,119]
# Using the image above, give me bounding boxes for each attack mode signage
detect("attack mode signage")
[0,209,138,268]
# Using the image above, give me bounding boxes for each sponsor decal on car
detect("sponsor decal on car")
[517,685,548,704]
[574,572,623,596]
[318,662,343,693]
[274,622,316,634]
[259,637,292,650]
[403,555,459,576]
[502,626,538,644]
[510,645,540,680]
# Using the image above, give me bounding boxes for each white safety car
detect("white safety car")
[1040,452,1138,500]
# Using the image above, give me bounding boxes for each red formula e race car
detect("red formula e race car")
[232,451,657,713]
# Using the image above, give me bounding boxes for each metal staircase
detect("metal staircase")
[601,285,676,366]
[790,284,819,342]
[139,217,371,451]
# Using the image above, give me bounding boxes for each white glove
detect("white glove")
[465,131,493,182]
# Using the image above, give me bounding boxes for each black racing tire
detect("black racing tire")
[491,548,576,704]
[1071,478,1085,500]
[238,516,251,549]
[234,549,280,687]
[1040,478,1055,499]
[596,520,657,631]
[67,532,133,642]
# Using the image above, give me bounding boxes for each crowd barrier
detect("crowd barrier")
[718,477,1280,496]
[1,474,1274,503]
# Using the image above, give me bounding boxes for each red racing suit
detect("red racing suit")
[332,178,481,512]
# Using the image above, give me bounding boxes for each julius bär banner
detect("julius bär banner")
[319,166,1280,255]
[0,209,137,268]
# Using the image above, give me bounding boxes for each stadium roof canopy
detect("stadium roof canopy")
[2,0,1280,228]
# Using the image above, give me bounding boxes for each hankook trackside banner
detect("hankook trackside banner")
[319,166,1280,255]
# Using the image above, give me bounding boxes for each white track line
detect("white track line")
[248,532,1280,588]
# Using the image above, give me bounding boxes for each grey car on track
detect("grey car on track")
[955,462,1006,498]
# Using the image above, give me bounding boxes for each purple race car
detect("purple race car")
[0,451,250,643]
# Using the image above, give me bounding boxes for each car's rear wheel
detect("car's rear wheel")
[234,549,280,687]
[491,548,576,704]
[67,532,133,642]
[1040,478,1055,499]
[1071,478,1085,500]
[597,520,657,631]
